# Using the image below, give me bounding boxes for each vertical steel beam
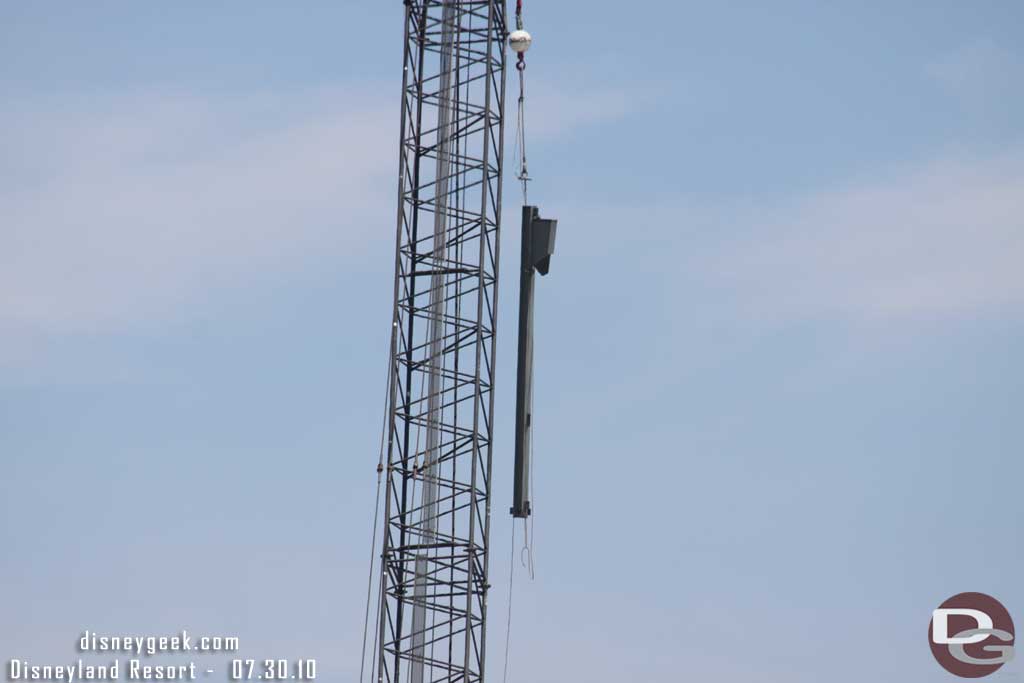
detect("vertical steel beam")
[511,206,556,520]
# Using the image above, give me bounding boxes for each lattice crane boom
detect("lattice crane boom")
[374,3,507,682]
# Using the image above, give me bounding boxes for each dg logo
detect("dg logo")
[929,592,1015,678]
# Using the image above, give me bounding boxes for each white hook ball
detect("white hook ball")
[509,30,532,54]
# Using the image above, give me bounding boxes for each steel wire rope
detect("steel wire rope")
[501,521,517,683]
[360,312,400,683]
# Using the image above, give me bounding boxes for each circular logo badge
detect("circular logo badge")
[929,592,1015,678]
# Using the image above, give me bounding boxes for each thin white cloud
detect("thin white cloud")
[557,150,1024,327]
[0,87,396,337]
[703,151,1024,322]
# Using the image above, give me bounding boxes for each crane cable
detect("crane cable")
[504,4,539,681]
[359,320,395,683]
[501,522,517,683]
[513,0,530,205]
[520,361,536,580]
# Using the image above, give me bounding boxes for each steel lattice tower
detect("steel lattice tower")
[375,2,507,682]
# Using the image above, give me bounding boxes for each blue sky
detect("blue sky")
[2,2,1023,681]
